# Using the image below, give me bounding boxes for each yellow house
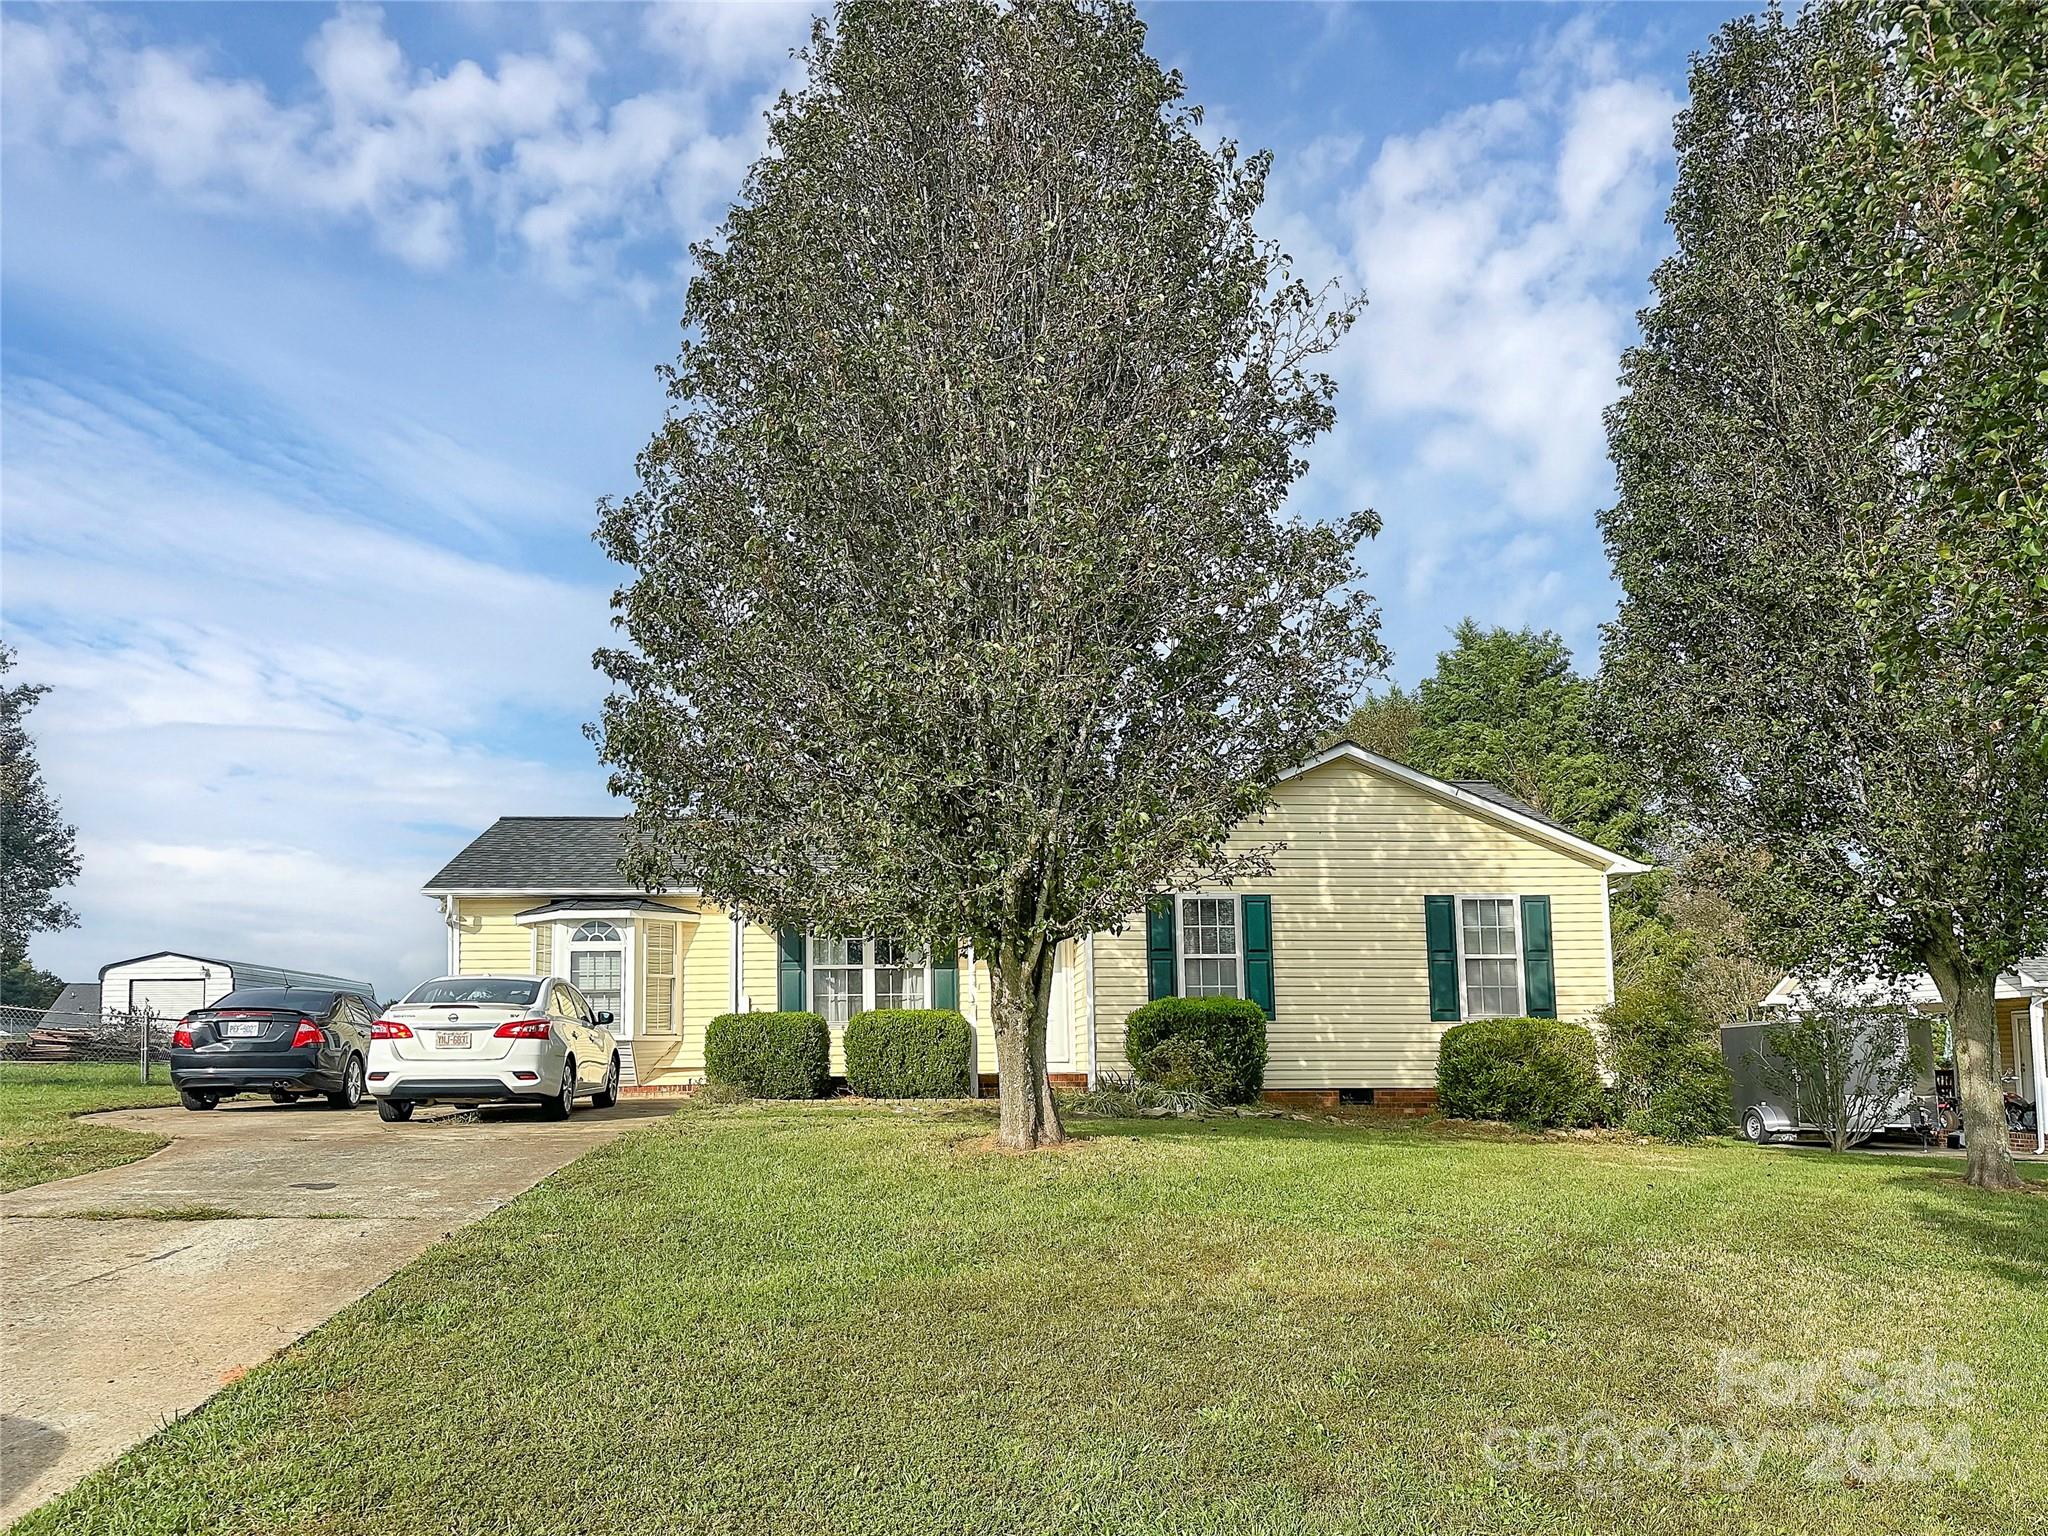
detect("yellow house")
[420,743,1645,1101]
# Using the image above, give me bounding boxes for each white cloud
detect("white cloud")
[0,2,810,292]
[3,364,617,988]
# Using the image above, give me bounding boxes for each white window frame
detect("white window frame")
[565,919,629,1034]
[1175,892,1246,1000]
[1454,893,1524,1021]
[807,934,933,1026]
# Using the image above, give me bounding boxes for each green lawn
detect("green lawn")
[19,1105,2047,1535]
[0,1061,179,1192]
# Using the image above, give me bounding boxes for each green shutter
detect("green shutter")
[1241,895,1274,1020]
[1145,897,1177,1001]
[1425,895,1460,1022]
[931,946,959,1011]
[777,927,806,1011]
[1521,895,1556,1018]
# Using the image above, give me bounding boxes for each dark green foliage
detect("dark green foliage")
[1,645,80,956]
[1436,1016,1605,1130]
[1601,965,1733,1142]
[1124,995,1266,1104]
[1131,1036,1235,1100]
[703,1011,830,1099]
[844,1008,973,1099]
[0,948,66,1010]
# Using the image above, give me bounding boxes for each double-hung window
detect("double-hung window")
[1457,897,1522,1019]
[567,920,624,1025]
[1179,895,1242,998]
[809,936,930,1028]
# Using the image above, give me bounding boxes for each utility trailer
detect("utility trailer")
[1722,1017,1940,1146]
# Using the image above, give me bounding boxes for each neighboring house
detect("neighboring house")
[423,742,1643,1103]
[36,982,102,1026]
[1762,961,2047,1155]
[97,952,376,1022]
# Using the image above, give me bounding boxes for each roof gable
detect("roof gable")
[1279,743,1647,875]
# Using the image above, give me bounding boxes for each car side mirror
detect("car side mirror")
[595,1011,614,1027]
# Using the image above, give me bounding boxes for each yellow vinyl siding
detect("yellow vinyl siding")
[533,923,552,977]
[454,898,533,974]
[1092,753,1616,1090]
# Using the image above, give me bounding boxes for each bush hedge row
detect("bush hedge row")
[703,1010,829,1099]
[844,1008,974,1099]
[1436,1015,1605,1129]
[1124,995,1267,1104]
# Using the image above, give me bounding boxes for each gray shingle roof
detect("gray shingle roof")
[1449,781,1575,837]
[515,897,693,918]
[424,818,637,891]
[38,982,102,1025]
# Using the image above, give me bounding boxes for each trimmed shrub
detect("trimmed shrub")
[703,1010,829,1099]
[1124,995,1267,1104]
[1436,1015,1605,1129]
[844,1008,973,1099]
[1601,967,1732,1141]
[1132,1036,1236,1100]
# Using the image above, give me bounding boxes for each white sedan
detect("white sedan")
[368,975,622,1123]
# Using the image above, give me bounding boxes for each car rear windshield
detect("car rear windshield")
[403,978,541,1007]
[210,988,336,1012]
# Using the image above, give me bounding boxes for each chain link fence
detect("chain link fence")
[0,1002,176,1083]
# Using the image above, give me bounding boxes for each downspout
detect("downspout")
[1085,931,1099,1089]
[2031,993,2045,1157]
[730,913,743,1014]
[441,896,461,974]
[966,942,980,1098]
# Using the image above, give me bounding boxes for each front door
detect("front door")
[1046,955,1074,1073]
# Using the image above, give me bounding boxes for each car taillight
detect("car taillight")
[171,1018,195,1049]
[291,1017,324,1048]
[370,1020,414,1040]
[493,1019,552,1040]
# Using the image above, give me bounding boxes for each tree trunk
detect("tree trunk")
[1928,949,2021,1192]
[987,939,1066,1151]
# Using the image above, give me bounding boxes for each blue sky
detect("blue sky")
[1,1,1742,992]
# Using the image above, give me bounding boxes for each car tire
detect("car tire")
[1742,1107,1771,1145]
[376,1098,413,1123]
[269,1090,298,1105]
[592,1054,620,1109]
[541,1060,576,1120]
[328,1055,365,1110]
[179,1089,218,1112]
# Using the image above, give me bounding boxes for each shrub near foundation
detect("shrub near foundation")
[844,1009,974,1099]
[703,1011,830,1099]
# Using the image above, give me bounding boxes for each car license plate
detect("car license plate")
[222,1020,261,1039]
[439,1031,471,1049]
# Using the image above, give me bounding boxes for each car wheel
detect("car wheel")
[376,1098,413,1123]
[541,1059,576,1120]
[328,1055,366,1110]
[1742,1107,1771,1145]
[269,1090,298,1105]
[178,1089,218,1112]
[592,1054,620,1109]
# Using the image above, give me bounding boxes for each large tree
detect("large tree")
[1601,9,2046,1190]
[1406,620,1652,857]
[1793,0,2048,745]
[1,645,80,984]
[594,0,1381,1149]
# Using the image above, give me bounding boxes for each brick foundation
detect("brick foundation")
[976,1072,1088,1095]
[1261,1087,1437,1112]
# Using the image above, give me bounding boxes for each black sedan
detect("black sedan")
[168,987,374,1111]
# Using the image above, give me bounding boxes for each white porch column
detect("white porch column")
[2031,995,2045,1157]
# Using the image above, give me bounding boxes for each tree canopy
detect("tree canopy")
[1601,8,2046,1190]
[1,644,80,979]
[594,0,1381,1148]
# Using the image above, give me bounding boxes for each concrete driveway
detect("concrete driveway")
[0,1095,667,1522]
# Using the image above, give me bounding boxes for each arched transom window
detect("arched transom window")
[567,920,623,1022]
